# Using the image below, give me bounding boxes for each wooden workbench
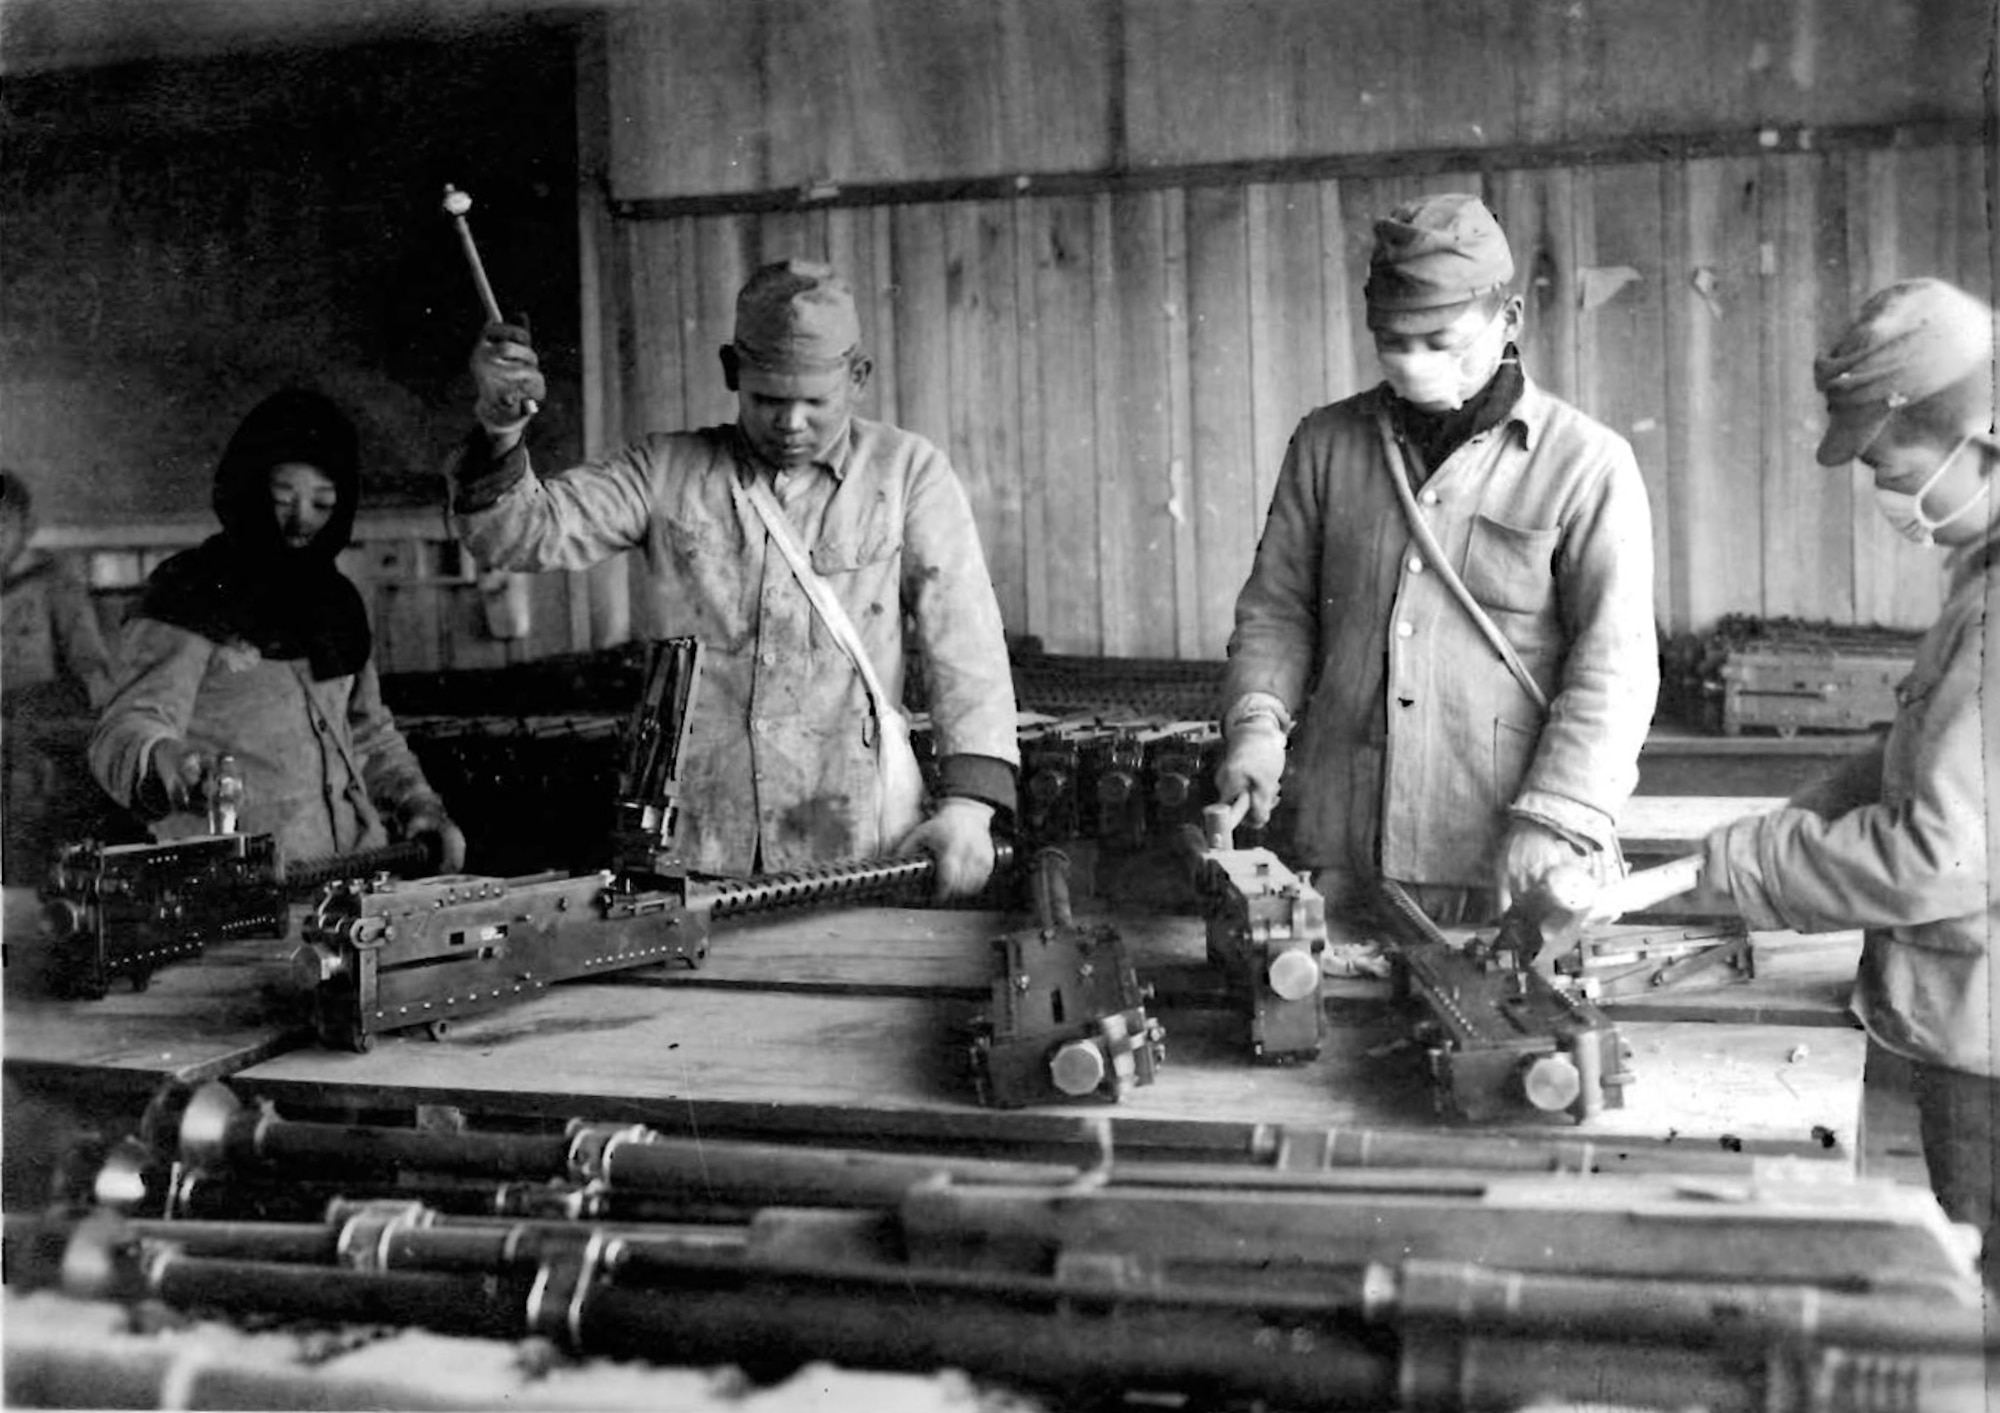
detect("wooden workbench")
[3,882,1869,1168]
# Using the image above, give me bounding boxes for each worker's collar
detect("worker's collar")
[735,421,855,483]
[1505,374,1556,454]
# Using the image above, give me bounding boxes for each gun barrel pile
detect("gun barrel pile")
[5,1081,1990,1413]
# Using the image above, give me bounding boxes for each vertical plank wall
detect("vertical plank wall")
[602,143,1990,657]
[593,0,1996,657]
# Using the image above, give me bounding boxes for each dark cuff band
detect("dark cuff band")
[450,426,531,513]
[937,752,1017,819]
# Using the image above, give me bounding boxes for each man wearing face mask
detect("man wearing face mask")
[1218,192,1658,929]
[1696,279,2000,1264]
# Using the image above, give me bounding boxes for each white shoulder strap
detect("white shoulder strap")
[739,475,895,720]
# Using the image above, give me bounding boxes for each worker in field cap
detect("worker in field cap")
[1217,191,1659,940]
[450,259,1018,897]
[1697,278,2000,1269]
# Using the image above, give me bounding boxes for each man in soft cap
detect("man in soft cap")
[1697,278,2000,1264]
[1219,192,1658,930]
[452,260,1019,894]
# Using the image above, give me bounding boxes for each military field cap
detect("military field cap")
[732,259,861,374]
[1365,193,1516,333]
[1813,278,1996,466]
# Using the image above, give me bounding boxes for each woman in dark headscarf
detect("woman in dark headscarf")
[91,388,463,868]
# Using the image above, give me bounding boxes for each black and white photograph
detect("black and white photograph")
[2,1,1996,1408]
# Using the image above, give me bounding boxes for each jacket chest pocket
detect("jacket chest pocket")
[804,536,901,657]
[1460,514,1561,616]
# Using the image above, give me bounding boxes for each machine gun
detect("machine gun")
[296,848,962,1052]
[36,832,437,1000]
[294,637,998,1051]
[1180,797,1327,1063]
[1377,879,1631,1123]
[966,848,1165,1107]
[21,1082,1992,1413]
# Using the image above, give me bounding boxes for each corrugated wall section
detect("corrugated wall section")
[589,0,1996,656]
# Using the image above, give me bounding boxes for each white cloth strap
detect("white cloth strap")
[739,475,895,724]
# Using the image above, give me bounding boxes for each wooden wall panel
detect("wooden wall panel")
[945,201,1027,633]
[1022,196,1103,653]
[1183,186,1260,657]
[602,134,1990,655]
[594,1,1993,657]
[1663,158,1771,631]
[1573,164,1673,627]
[1098,192,1180,656]
[1758,154,1852,623]
[610,0,1114,200]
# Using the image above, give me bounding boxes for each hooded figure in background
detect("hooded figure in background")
[91,388,463,869]
[1,468,121,882]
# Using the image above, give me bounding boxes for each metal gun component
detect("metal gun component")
[38,834,288,998]
[155,1082,1077,1221]
[1557,920,1757,1000]
[294,845,975,1053]
[1180,797,1327,1064]
[610,636,702,878]
[28,1161,1992,1412]
[1140,720,1221,836]
[294,866,698,1052]
[1018,723,1084,847]
[295,637,1016,1051]
[1083,726,1149,851]
[1378,880,1631,1123]
[968,849,1164,1108]
[37,831,443,1001]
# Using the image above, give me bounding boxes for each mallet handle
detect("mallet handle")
[1595,853,1706,921]
[442,185,505,325]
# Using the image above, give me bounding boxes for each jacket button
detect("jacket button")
[760,649,778,666]
[1407,557,1424,575]
[1419,490,1439,507]
[1396,621,1414,639]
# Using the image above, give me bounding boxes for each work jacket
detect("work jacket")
[3,549,115,709]
[451,419,1019,876]
[91,619,441,865]
[1223,378,1658,890]
[1707,527,1998,1077]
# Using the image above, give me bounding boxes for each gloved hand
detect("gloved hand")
[896,798,997,900]
[1494,817,1588,916]
[1214,717,1286,828]
[470,321,545,439]
[403,807,468,874]
[149,739,212,814]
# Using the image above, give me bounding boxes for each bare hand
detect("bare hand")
[896,798,997,900]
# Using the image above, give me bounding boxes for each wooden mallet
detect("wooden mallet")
[1510,854,1709,968]
[442,183,538,416]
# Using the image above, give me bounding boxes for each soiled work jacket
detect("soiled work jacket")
[450,419,1019,876]
[1706,528,1998,1077]
[90,619,441,865]
[1223,378,1658,889]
